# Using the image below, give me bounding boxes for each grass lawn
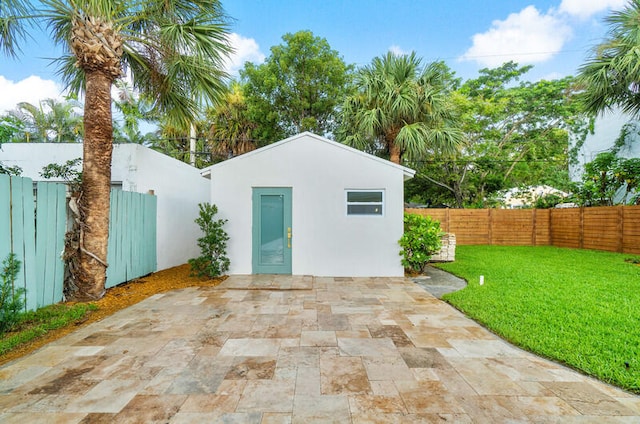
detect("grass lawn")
[0,303,97,357]
[436,245,640,393]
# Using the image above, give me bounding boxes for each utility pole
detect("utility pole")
[189,122,196,167]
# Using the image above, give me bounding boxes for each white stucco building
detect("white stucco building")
[570,109,640,180]
[0,143,209,270]
[201,132,415,277]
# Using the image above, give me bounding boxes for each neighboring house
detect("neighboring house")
[201,132,415,277]
[501,185,569,209]
[570,108,640,181]
[0,143,209,270]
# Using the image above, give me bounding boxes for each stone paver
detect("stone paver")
[1,276,639,423]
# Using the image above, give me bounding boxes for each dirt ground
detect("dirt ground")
[0,264,224,367]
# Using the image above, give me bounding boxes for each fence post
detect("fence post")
[488,208,493,245]
[532,208,537,246]
[549,209,554,247]
[618,205,624,253]
[579,207,584,249]
[445,208,450,233]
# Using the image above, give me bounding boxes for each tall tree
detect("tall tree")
[241,30,352,141]
[579,0,640,116]
[112,81,156,144]
[151,117,214,168]
[1,0,231,300]
[571,152,640,206]
[0,115,25,143]
[406,63,586,208]
[338,52,463,165]
[206,81,258,159]
[6,98,83,143]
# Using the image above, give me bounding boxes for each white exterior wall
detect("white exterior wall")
[0,143,208,270]
[207,133,410,277]
[571,109,640,180]
[124,146,209,270]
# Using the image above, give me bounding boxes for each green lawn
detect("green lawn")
[0,303,97,357]
[436,245,640,393]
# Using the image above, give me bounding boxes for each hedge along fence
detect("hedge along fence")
[405,206,640,255]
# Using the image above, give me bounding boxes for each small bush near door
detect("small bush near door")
[399,213,443,274]
[189,203,230,278]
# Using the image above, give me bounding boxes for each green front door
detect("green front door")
[252,188,292,274]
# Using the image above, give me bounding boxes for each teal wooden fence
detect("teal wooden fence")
[0,175,66,310]
[106,189,157,288]
[0,174,157,309]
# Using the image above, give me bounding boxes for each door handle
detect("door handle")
[287,227,292,248]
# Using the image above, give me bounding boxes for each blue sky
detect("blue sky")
[0,0,628,113]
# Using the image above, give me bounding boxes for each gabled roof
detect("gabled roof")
[200,132,415,180]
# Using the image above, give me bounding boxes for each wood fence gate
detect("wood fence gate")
[1,174,157,310]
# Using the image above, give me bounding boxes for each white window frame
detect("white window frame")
[345,189,385,217]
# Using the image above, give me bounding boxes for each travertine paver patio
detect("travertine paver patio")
[1,275,639,423]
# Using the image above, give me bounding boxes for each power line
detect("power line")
[410,158,567,164]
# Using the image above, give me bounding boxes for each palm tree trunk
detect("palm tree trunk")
[389,143,401,164]
[386,128,402,164]
[75,70,113,301]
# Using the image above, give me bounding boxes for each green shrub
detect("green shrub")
[189,203,230,278]
[0,253,26,334]
[40,158,82,192]
[399,213,444,273]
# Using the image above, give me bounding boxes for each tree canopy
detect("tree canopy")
[241,30,352,141]
[406,62,587,208]
[337,52,463,165]
[3,98,83,143]
[206,82,259,160]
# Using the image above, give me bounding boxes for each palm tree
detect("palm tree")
[579,0,640,115]
[7,101,51,142]
[113,81,155,144]
[338,52,464,165]
[1,1,231,300]
[5,98,82,142]
[47,98,84,143]
[151,118,214,168]
[207,82,258,159]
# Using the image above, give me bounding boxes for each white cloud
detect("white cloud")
[459,6,572,68]
[225,33,265,76]
[539,71,564,81]
[0,75,64,114]
[389,45,409,56]
[559,0,627,20]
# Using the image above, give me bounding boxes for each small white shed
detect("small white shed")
[201,132,415,277]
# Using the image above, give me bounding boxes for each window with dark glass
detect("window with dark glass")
[346,190,384,216]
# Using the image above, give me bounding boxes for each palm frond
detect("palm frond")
[0,0,35,57]
[578,0,640,116]
[339,50,462,163]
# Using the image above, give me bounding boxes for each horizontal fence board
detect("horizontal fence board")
[405,206,640,255]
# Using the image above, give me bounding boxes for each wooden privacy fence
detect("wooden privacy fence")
[406,206,640,255]
[106,189,157,288]
[0,174,157,310]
